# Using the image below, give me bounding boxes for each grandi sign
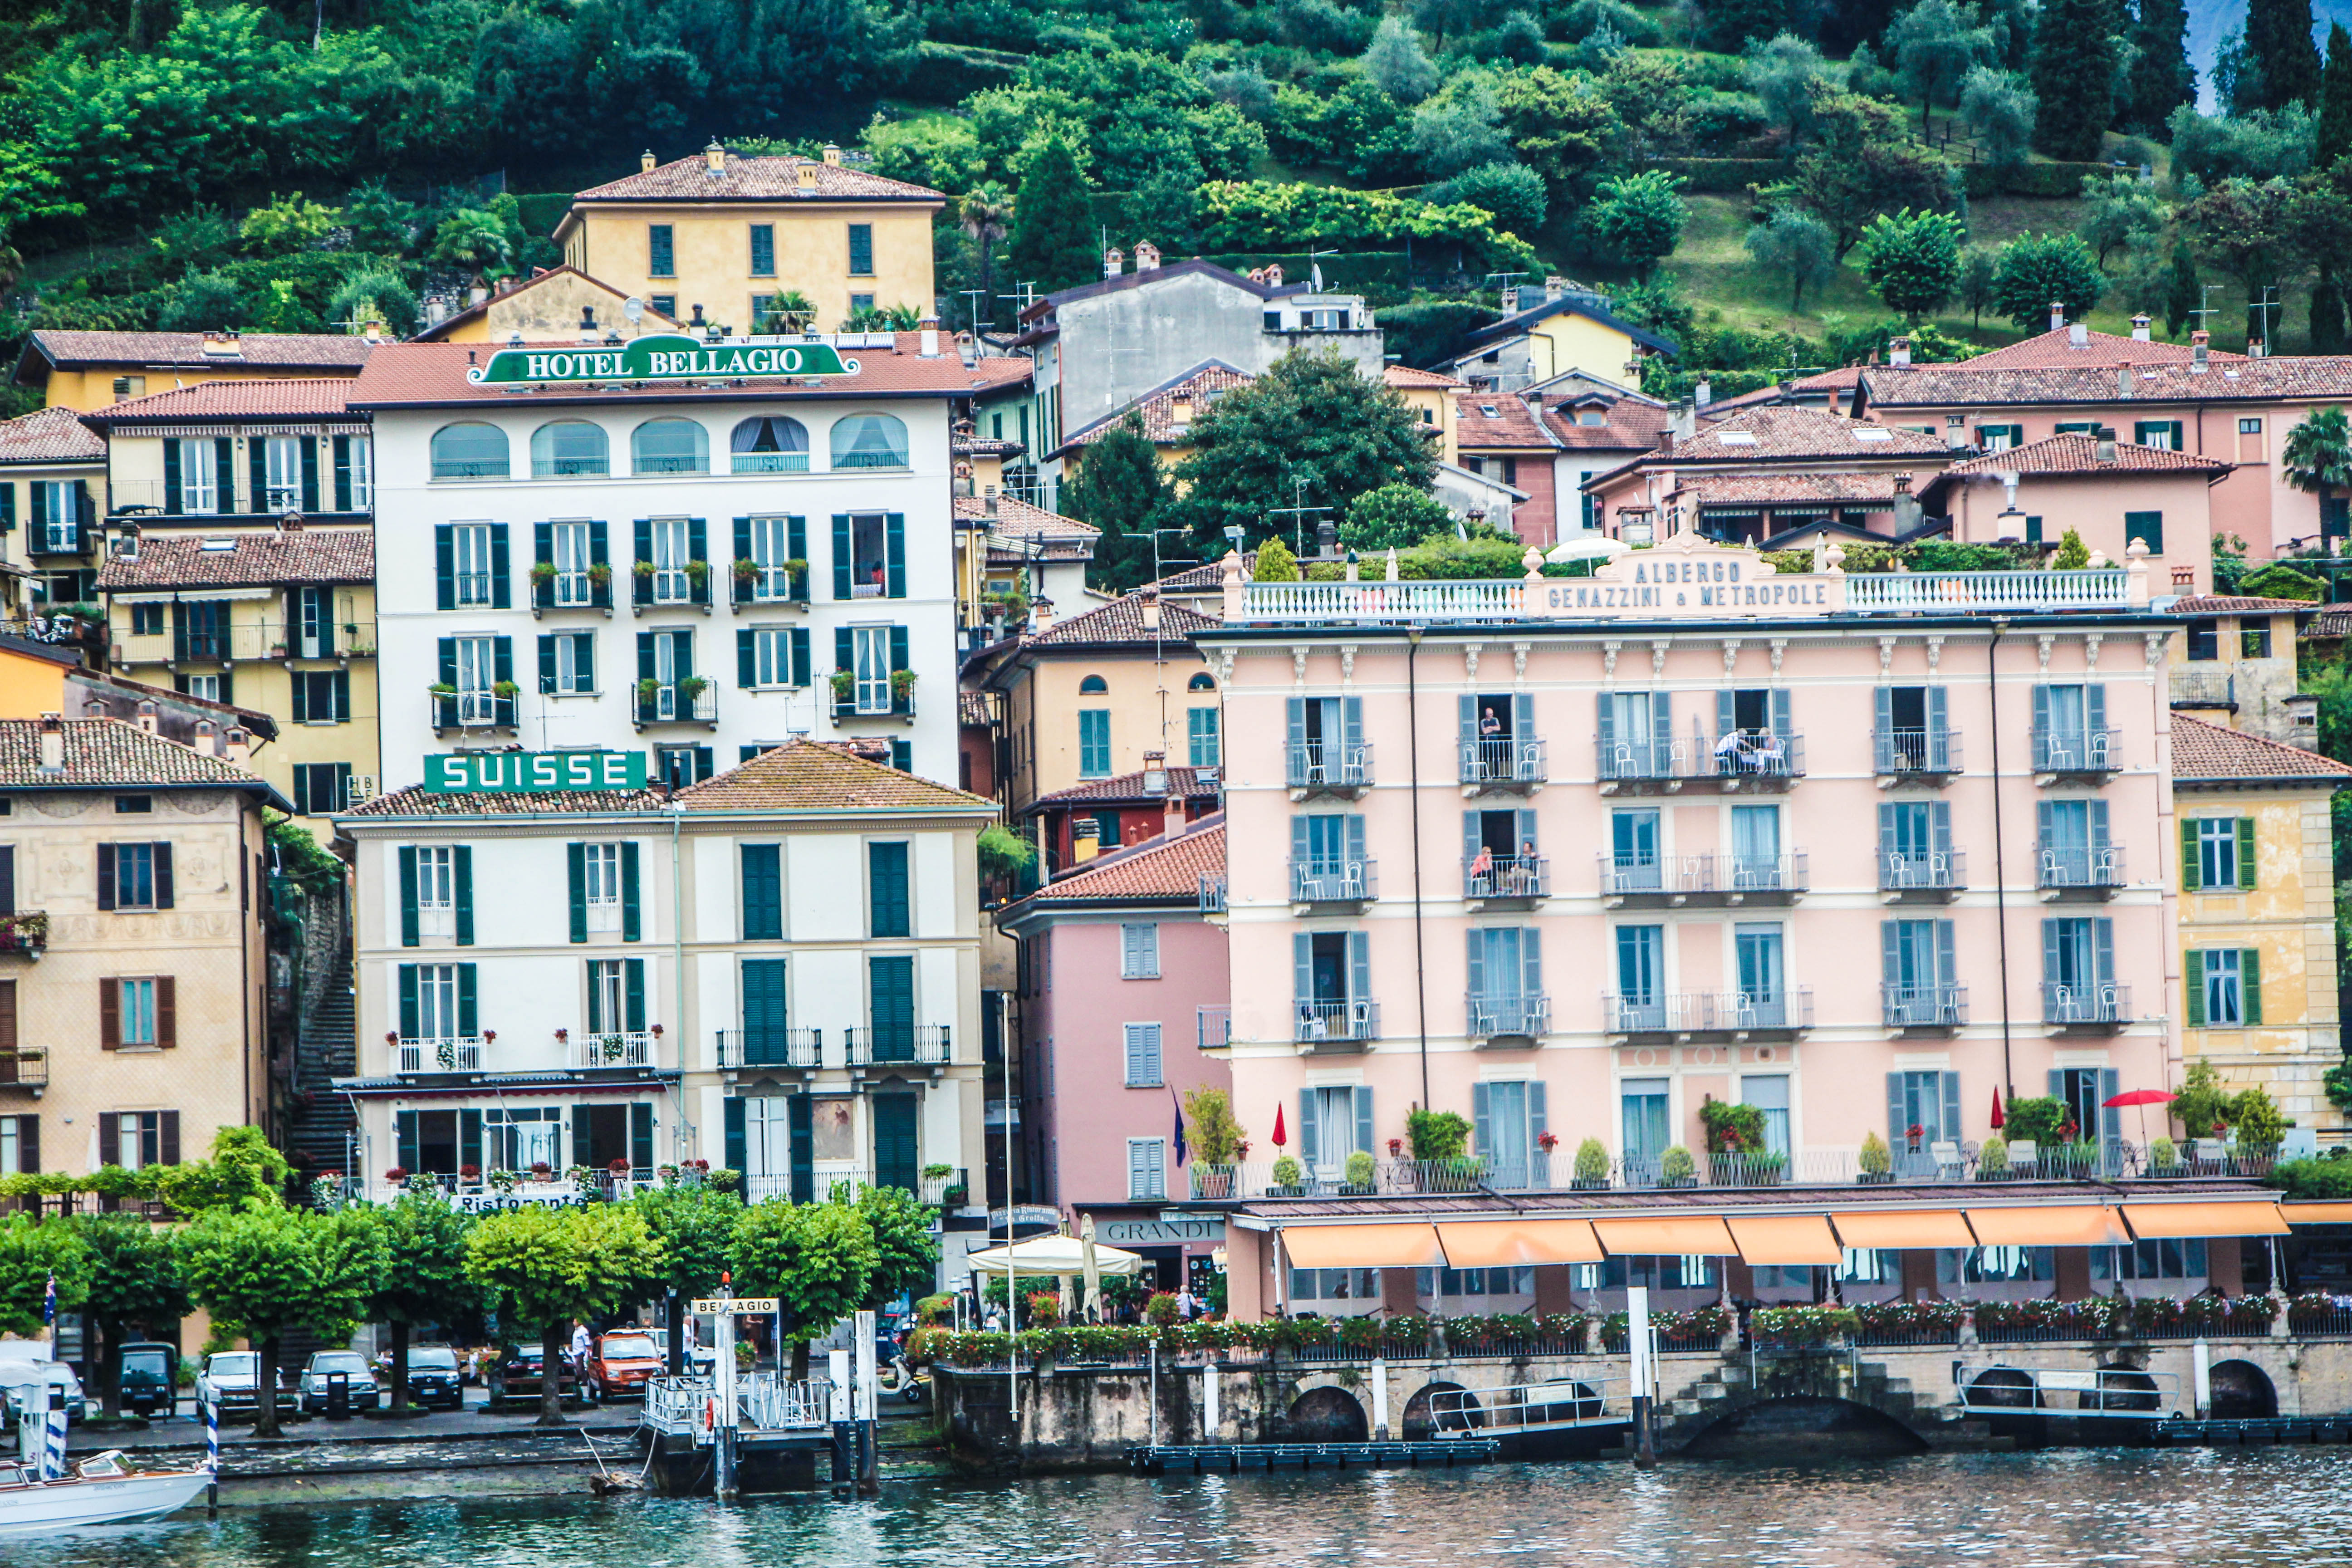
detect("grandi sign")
[424,750,649,792]
[466,334,860,386]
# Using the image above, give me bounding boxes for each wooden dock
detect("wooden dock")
[2151,1417,2352,1446]
[1127,1438,1502,1474]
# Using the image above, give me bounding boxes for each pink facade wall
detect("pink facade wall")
[1205,616,2180,1186]
[1945,471,2216,596]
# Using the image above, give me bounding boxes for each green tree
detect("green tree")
[372,1191,480,1414]
[2164,237,2202,334]
[2052,526,2092,568]
[2076,174,2171,268]
[1008,139,1098,295]
[239,192,337,255]
[1989,232,2106,327]
[1957,65,2036,165]
[2248,0,2324,109]
[1776,93,1959,260]
[0,1215,91,1338]
[1745,208,1840,311]
[1582,171,1687,275]
[956,185,1014,334]
[1252,536,1301,581]
[463,1205,662,1426]
[1888,0,1992,134]
[630,1185,744,1374]
[1341,483,1456,550]
[2183,177,2302,342]
[1958,243,1999,327]
[1744,33,1831,144]
[1494,67,1625,210]
[1183,1087,1248,1166]
[1405,1107,1472,1160]
[157,271,246,333]
[2314,275,2349,351]
[325,266,419,338]
[1173,350,1438,548]
[1858,207,1965,320]
[2028,0,2117,159]
[2127,0,2196,134]
[730,1199,877,1377]
[74,1215,190,1417]
[1061,416,1171,593]
[151,1125,292,1214]
[1411,78,1510,178]
[2171,1058,2237,1139]
[342,179,421,256]
[2285,406,2352,542]
[856,1185,940,1309]
[1361,16,1439,103]
[1705,0,1786,53]
[428,207,515,277]
[1429,162,1548,237]
[181,1205,387,1438]
[2323,24,2352,168]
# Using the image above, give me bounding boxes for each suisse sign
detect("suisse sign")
[424,750,649,793]
[466,333,860,386]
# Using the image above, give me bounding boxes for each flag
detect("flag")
[41,1270,54,1327]
[1171,1089,1188,1167]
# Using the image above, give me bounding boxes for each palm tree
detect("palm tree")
[2284,406,2352,547]
[958,184,1014,334]
[758,290,815,333]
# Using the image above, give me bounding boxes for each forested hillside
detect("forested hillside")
[5,0,2352,414]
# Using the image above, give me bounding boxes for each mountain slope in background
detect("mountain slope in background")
[2189,0,2352,107]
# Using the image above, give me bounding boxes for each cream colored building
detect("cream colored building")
[2171,714,2351,1135]
[0,715,287,1177]
[415,266,681,343]
[555,144,945,333]
[0,405,107,613]
[12,330,372,414]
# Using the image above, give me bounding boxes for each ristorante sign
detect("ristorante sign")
[466,333,859,386]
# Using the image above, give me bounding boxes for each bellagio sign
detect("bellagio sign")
[467,333,858,386]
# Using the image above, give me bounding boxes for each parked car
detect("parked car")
[0,1359,83,1425]
[401,1345,466,1411]
[584,1332,665,1402]
[194,1352,294,1418]
[486,1344,577,1406]
[297,1350,383,1413]
[646,1328,717,1375]
[114,1342,178,1418]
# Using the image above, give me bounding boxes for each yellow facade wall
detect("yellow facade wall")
[1520,309,1641,383]
[1004,644,1216,813]
[0,643,70,716]
[40,364,363,415]
[562,203,939,332]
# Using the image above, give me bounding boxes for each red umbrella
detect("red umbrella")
[1989,1087,2005,1130]
[2103,1088,2175,1145]
[1271,1103,1287,1150]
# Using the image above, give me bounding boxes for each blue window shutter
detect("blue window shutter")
[1523,926,1542,998]
[453,846,474,945]
[832,515,853,599]
[1458,694,1475,747]
[2100,1066,2122,1142]
[1473,1081,1491,1152]
[1885,1073,1903,1142]
[1716,690,1734,735]
[1349,931,1371,1004]
[1465,928,1485,1000]
[1293,931,1312,1011]
[567,843,587,944]
[2086,684,2106,739]
[1355,1086,1373,1158]
[886,513,906,598]
[398,964,418,1038]
[1298,1088,1318,1167]
[456,963,477,1037]
[1935,920,1955,986]
[434,524,454,610]
[725,1097,745,1172]
[2092,917,2114,983]
[398,847,420,947]
[490,523,511,608]
[1529,1081,1548,1149]
[621,842,641,942]
[1596,690,1613,753]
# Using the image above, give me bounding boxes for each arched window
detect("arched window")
[731,415,809,474]
[632,418,710,475]
[530,421,608,478]
[1188,672,1216,691]
[430,422,508,480]
[1079,675,1109,694]
[831,413,909,470]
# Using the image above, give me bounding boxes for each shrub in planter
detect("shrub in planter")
[676,676,709,699]
[587,563,613,587]
[1859,1132,1892,1177]
[1025,1290,1063,1328]
[731,557,760,583]
[1145,1291,1180,1326]
[2148,1134,2180,1171]
[1343,1149,1377,1191]
[1660,1144,1696,1185]
[1977,1135,2009,1176]
[829,670,855,702]
[1270,1155,1303,1193]
[890,668,918,700]
[1573,1137,1610,1186]
[530,561,557,584]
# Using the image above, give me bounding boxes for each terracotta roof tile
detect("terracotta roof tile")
[24,331,373,374]
[1019,819,1225,904]
[1945,433,2230,475]
[956,494,1100,551]
[671,736,991,813]
[1674,472,1906,506]
[2303,603,2352,639]
[567,152,943,209]
[97,530,374,590]
[0,717,281,793]
[1863,356,2352,408]
[1034,764,1222,808]
[1540,395,1671,451]
[1961,327,2246,370]
[1454,390,1557,451]
[0,406,103,464]
[1700,365,1862,415]
[2171,713,2352,782]
[343,783,663,818]
[2164,595,2313,614]
[1058,363,1255,452]
[1150,556,1246,594]
[348,337,1027,409]
[1670,406,1950,461]
[87,378,360,424]
[1023,594,1221,647]
[1385,365,1467,389]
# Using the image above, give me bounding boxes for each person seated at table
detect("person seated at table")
[1714,728,1751,772]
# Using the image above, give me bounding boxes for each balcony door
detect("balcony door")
[743,960,790,1064]
[852,625,892,713]
[868,955,914,1060]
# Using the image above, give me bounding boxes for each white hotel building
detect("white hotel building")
[350,332,1029,789]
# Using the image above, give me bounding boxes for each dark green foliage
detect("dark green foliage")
[1340,483,1456,549]
[2168,103,2318,183]
[157,272,245,333]
[2241,561,2327,599]
[2323,24,2352,168]
[1988,231,2105,327]
[1429,161,1547,236]
[2163,238,2202,335]
[1009,140,1099,294]
[1581,170,1687,275]
[2247,0,2324,109]
[2313,276,2348,351]
[1705,0,1788,54]
[2126,0,2195,134]
[269,815,346,896]
[2001,1095,2068,1147]
[1769,93,1960,260]
[1494,66,1626,210]
[1744,208,1838,310]
[1857,207,1964,319]
[1061,416,1173,592]
[1378,299,1495,368]
[2027,0,2116,159]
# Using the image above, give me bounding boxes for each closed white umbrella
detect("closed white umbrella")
[1547,533,1629,564]
[1081,1215,1103,1321]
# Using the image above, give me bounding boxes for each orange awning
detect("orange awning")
[1278,1223,1444,1269]
[2122,1201,2288,1240]
[1829,1210,1975,1250]
[1726,1215,1844,1266]
[1436,1219,1603,1268]
[2281,1202,2352,1226]
[1964,1205,2129,1247]
[1592,1215,1737,1256]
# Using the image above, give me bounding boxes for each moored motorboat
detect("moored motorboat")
[0,1450,211,1531]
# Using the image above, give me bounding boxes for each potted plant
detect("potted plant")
[942,1179,969,1206]
[458,1164,482,1185]
[637,677,661,704]
[1660,1144,1697,1187]
[384,1166,408,1184]
[428,681,456,698]
[1571,1137,1611,1188]
[587,562,613,588]
[491,680,519,701]
[677,675,709,700]
[829,669,855,705]
[1340,1149,1377,1195]
[1976,1134,2009,1178]
[2147,1133,2181,1174]
[632,559,655,578]
[434,1039,459,1070]
[783,557,809,587]
[731,557,760,584]
[1268,1155,1304,1197]
[685,559,710,585]
[530,561,558,587]
[1859,1131,1893,1182]
[890,668,917,704]
[529,1161,554,1182]
[486,1166,519,1194]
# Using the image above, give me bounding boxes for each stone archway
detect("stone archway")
[1402,1382,1479,1438]
[2082,1366,2162,1414]
[1677,1396,1930,1457]
[1965,1367,2040,1409]
[1287,1384,1370,1442]
[2210,1360,2278,1419]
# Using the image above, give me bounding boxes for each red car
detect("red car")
[585,1331,666,1402]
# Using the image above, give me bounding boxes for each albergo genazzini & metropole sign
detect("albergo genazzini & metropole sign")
[467,334,859,386]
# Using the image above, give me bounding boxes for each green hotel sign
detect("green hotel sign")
[466,333,860,386]
[424,750,649,793]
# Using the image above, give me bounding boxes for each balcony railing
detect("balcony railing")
[1458,736,1546,788]
[1604,991,1813,1034]
[431,691,518,730]
[1597,853,1804,900]
[1198,1006,1231,1051]
[1700,730,1804,782]
[1290,857,1376,904]
[534,572,613,612]
[1879,849,1965,893]
[1596,732,1687,785]
[1839,568,2131,614]
[565,1030,659,1070]
[1467,993,1549,1039]
[397,1037,485,1073]
[631,567,712,609]
[833,688,916,721]
[716,1028,823,1069]
[844,1024,951,1067]
[0,1049,47,1088]
[1294,998,1379,1045]
[1285,740,1372,793]
[2038,844,2125,893]
[1465,854,1548,901]
[2169,666,2236,708]
[1883,982,1968,1027]
[1198,875,1227,914]
[731,567,810,607]
[730,452,810,475]
[1233,568,2137,624]
[1874,726,1961,776]
[28,523,88,557]
[740,1168,965,1205]
[2045,981,2129,1026]
[0,912,49,957]
[2031,726,2120,774]
[635,681,719,726]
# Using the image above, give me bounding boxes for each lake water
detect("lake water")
[36,1450,2352,1567]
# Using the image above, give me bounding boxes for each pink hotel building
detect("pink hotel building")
[1189,532,2303,1322]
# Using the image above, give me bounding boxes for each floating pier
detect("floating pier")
[1126,1438,1502,1474]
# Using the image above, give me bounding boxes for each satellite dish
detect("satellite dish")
[623,297,646,324]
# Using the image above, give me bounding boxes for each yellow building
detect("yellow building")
[1443,287,1676,390]
[2163,594,2313,747]
[87,379,378,829]
[414,266,680,343]
[12,330,373,414]
[0,715,287,1178]
[2170,713,2352,1134]
[0,405,108,612]
[1385,364,1465,466]
[555,142,945,333]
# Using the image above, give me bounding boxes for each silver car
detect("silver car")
[195,1351,294,1416]
[298,1350,382,1413]
[0,1359,85,1425]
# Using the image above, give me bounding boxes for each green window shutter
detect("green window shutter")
[834,626,852,682]
[2237,817,2257,890]
[493,637,512,691]
[788,517,807,596]
[438,637,456,688]
[290,671,309,724]
[733,516,752,564]
[873,1093,918,1192]
[724,1097,746,1171]
[213,437,234,510]
[333,436,352,512]
[490,523,511,608]
[869,841,910,938]
[789,1093,813,1201]
[398,846,420,947]
[162,442,181,515]
[459,1110,482,1171]
[398,964,419,1038]
[576,632,595,691]
[248,437,266,514]
[2124,511,2163,554]
[2180,817,2200,892]
[567,843,587,944]
[2244,949,2262,1025]
[621,841,641,942]
[434,524,455,610]
[623,957,646,1032]
[456,963,477,1037]
[790,627,810,686]
[453,845,474,945]
[688,516,707,569]
[534,520,554,568]
[299,439,319,512]
[885,513,905,598]
[637,631,655,683]
[333,669,349,719]
[633,517,652,573]
[397,1111,420,1171]
[630,1103,653,1171]
[889,624,909,674]
[742,844,782,940]
[2185,950,2205,1027]
[738,628,755,687]
[831,515,852,599]
[538,633,556,693]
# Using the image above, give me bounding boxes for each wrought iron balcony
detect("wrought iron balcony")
[2044,981,2128,1027]
[1700,730,1804,786]
[1197,1006,1231,1050]
[2168,666,2235,709]
[430,691,517,731]
[634,681,719,727]
[0,1048,47,1089]
[833,686,916,721]
[1294,998,1378,1047]
[716,1028,823,1069]
[1458,735,1546,790]
[1466,993,1549,1041]
[1595,732,1687,788]
[1289,857,1376,906]
[1598,853,1803,902]
[1465,853,1547,904]
[0,912,49,957]
[1604,991,1812,1035]
[2038,844,2125,896]
[533,571,613,612]
[1285,740,1372,794]
[2030,726,2120,776]
[631,565,713,609]
[1873,726,1961,777]
[1879,849,1965,895]
[844,1024,951,1067]
[730,566,810,607]
[1883,982,1968,1028]
[565,1030,660,1070]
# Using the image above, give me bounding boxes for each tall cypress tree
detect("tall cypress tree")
[2321,22,2352,167]
[2246,0,2323,108]
[2127,0,2196,133]
[2029,0,2117,159]
[1007,139,1101,298]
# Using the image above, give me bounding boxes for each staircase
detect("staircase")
[284,943,359,1178]
[1651,1352,1999,1454]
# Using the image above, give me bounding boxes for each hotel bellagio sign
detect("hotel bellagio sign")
[468,333,859,386]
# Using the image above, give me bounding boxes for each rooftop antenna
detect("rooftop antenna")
[2189,284,2220,336]
[959,288,990,338]
[2250,285,2280,352]
[1266,477,1331,557]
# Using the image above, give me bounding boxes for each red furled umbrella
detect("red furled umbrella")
[1989,1087,2004,1130]
[1272,1103,1287,1150]
[2104,1088,2175,1145]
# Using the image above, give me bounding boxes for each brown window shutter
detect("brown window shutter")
[96,843,115,910]
[158,1111,180,1166]
[0,980,18,1050]
[98,1113,118,1166]
[156,976,176,1049]
[100,980,119,1049]
[0,845,15,916]
[17,1115,34,1173]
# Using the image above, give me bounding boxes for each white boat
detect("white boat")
[0,1450,211,1532]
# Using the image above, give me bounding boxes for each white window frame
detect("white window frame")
[652,516,692,603]
[1127,1137,1167,1200]
[552,520,593,607]
[1123,1022,1163,1087]
[552,632,593,695]
[2203,948,2244,1026]
[453,524,495,607]
[588,957,627,1031]
[416,963,460,1040]
[750,515,794,601]
[347,438,372,508]
[184,673,221,703]
[583,843,622,931]
[297,586,331,658]
[852,625,891,713]
[264,436,303,511]
[455,636,497,723]
[2196,818,2238,888]
[1121,922,1161,979]
[176,439,218,514]
[416,846,456,936]
[752,627,797,688]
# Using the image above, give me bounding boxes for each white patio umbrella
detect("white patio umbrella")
[965,1234,1145,1278]
[1546,532,1630,564]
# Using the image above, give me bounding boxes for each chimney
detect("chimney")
[796,163,816,191]
[1888,335,1911,367]
[363,320,383,345]
[1162,792,1188,840]
[1673,402,1696,440]
[1103,246,1125,279]
[1135,240,1161,272]
[918,315,940,358]
[640,149,657,173]
[2251,338,2268,358]
[1892,471,1921,533]
[201,330,241,358]
[1263,262,1283,286]
[2192,330,2210,371]
[2068,321,2089,349]
[1030,596,1054,631]
[1693,377,1711,408]
[822,143,843,166]
[2096,426,2117,464]
[703,138,726,175]
[2049,302,2066,332]
[2132,314,2151,342]
[1071,818,1101,864]
[1143,750,1167,795]
[1656,430,1675,456]
[193,719,216,755]
[580,305,600,343]
[1315,519,1338,558]
[223,727,250,768]
[2119,363,2136,397]
[36,713,62,773]
[1139,590,1162,631]
[984,485,999,518]
[136,700,158,735]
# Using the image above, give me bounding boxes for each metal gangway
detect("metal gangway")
[1955,1363,2184,1419]
[642,1372,833,1446]
[1427,1371,1633,1437]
